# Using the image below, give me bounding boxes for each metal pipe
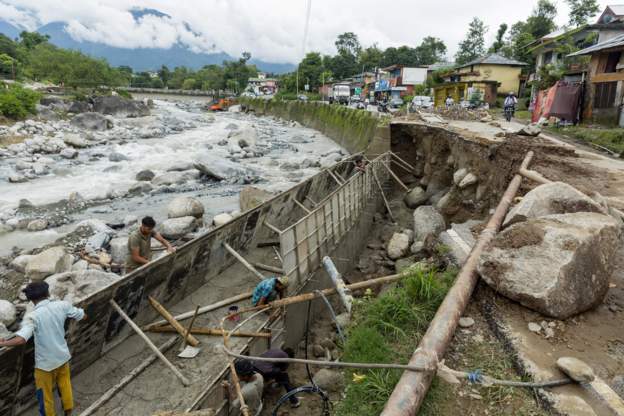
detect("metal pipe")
[380,151,534,416]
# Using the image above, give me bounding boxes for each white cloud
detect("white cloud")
[0,0,615,63]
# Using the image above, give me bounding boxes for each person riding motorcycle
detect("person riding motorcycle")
[504,92,518,121]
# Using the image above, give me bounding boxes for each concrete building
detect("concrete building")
[246,73,278,95]
[376,65,428,100]
[443,53,527,95]
[570,34,624,125]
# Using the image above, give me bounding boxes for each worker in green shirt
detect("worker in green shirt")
[125,216,176,273]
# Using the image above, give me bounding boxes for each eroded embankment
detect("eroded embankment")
[240,98,389,155]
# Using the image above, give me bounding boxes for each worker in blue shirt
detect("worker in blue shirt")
[0,281,86,416]
[252,276,288,306]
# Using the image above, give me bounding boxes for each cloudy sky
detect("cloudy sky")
[0,0,615,63]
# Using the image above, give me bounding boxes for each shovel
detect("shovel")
[178,306,201,359]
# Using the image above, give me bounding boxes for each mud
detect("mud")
[492,222,545,250]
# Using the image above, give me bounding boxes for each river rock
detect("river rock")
[151,171,189,186]
[518,124,541,137]
[239,186,273,211]
[68,101,91,113]
[459,173,478,189]
[71,112,112,131]
[108,237,128,264]
[404,186,429,209]
[556,357,595,382]
[213,213,233,227]
[10,254,34,273]
[167,162,195,172]
[15,160,32,171]
[312,369,344,392]
[504,182,605,227]
[25,246,73,281]
[136,170,155,181]
[128,182,153,195]
[60,148,78,159]
[9,174,27,183]
[453,168,468,186]
[92,96,150,118]
[413,206,445,246]
[46,270,121,302]
[109,152,129,162]
[280,162,300,171]
[63,134,89,148]
[167,197,205,219]
[0,300,16,326]
[159,216,198,239]
[27,219,48,232]
[193,162,226,181]
[71,260,89,272]
[478,212,621,319]
[387,232,410,260]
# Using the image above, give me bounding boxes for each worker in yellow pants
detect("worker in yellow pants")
[0,282,85,416]
[35,362,74,416]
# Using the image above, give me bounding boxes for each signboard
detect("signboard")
[355,87,362,95]
[375,80,390,92]
[402,67,428,85]
[304,84,309,91]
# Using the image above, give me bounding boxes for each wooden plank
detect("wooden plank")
[591,72,624,83]
[295,220,309,281]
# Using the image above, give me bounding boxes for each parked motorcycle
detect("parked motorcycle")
[377,101,389,113]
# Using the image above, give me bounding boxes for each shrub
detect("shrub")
[116,89,133,99]
[0,83,40,119]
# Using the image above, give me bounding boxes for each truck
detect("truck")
[329,84,351,105]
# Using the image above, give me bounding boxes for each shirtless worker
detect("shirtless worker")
[125,216,176,273]
[0,282,86,416]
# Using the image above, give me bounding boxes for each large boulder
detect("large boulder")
[239,186,274,211]
[213,213,233,227]
[167,196,205,219]
[71,112,112,131]
[68,101,91,113]
[25,246,73,281]
[313,369,344,392]
[159,216,198,239]
[228,127,257,148]
[46,270,121,302]
[0,300,16,326]
[404,186,429,209]
[136,170,155,181]
[387,232,410,260]
[63,134,89,148]
[10,254,34,273]
[413,206,445,247]
[108,237,128,264]
[151,171,191,186]
[478,212,621,319]
[504,182,605,227]
[92,96,150,117]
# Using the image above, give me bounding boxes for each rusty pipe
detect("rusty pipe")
[380,151,534,416]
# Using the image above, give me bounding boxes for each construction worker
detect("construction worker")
[253,348,300,408]
[251,276,288,307]
[354,155,368,173]
[223,359,264,415]
[125,216,176,273]
[0,281,86,416]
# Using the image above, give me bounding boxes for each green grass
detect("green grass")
[548,125,624,156]
[334,266,457,416]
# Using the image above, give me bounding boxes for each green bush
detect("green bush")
[0,83,40,119]
[116,89,133,99]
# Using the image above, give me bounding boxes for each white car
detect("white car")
[411,96,433,109]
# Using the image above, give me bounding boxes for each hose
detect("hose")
[304,299,314,384]
[314,290,346,344]
[271,385,331,416]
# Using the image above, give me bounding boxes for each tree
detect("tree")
[358,45,383,71]
[526,0,557,39]
[19,31,49,50]
[157,65,171,86]
[415,37,447,65]
[565,0,600,27]
[490,24,509,53]
[297,52,325,91]
[335,32,361,57]
[455,17,488,65]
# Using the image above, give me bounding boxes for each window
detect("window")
[594,82,618,109]
[605,52,622,73]
[544,51,553,64]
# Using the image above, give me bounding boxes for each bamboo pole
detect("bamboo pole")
[109,300,190,386]
[380,161,409,191]
[182,306,200,347]
[78,336,179,416]
[326,169,343,185]
[293,199,311,213]
[147,297,200,347]
[390,151,417,171]
[272,246,283,264]
[519,167,551,185]
[220,317,251,416]
[148,326,272,339]
[380,151,535,416]
[228,272,406,319]
[371,167,395,222]
[252,262,284,274]
[223,242,265,281]
[143,292,252,331]
[305,196,318,206]
[263,221,282,235]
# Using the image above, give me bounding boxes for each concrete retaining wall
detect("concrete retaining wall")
[240,98,389,155]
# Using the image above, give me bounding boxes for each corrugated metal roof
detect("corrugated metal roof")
[457,53,527,68]
[608,4,624,16]
[569,33,624,56]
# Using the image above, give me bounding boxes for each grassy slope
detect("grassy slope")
[547,125,624,156]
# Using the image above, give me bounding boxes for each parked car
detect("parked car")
[298,94,309,102]
[389,97,404,109]
[410,96,433,110]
